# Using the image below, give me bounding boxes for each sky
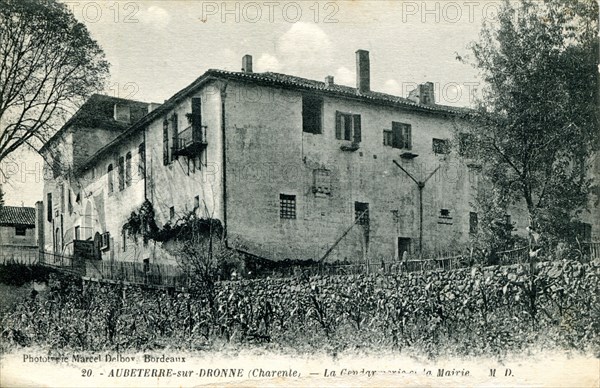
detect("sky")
[1,0,501,207]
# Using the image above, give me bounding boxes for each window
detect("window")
[194,195,200,209]
[15,226,26,236]
[302,95,323,134]
[107,164,114,193]
[279,194,296,219]
[440,208,451,218]
[335,111,361,142]
[469,212,478,234]
[313,169,331,196]
[354,202,369,226]
[432,138,450,154]
[383,130,393,146]
[74,226,81,240]
[125,152,132,187]
[459,133,475,156]
[163,119,169,165]
[169,206,175,220]
[101,232,110,251]
[138,143,145,177]
[47,193,53,222]
[118,156,125,191]
[171,113,178,161]
[391,122,412,149]
[122,229,127,252]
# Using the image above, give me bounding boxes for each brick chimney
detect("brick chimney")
[355,50,370,93]
[408,82,435,105]
[325,75,335,87]
[242,54,253,73]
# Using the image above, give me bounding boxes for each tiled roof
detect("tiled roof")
[0,206,36,226]
[207,69,472,115]
[77,68,473,171]
[40,94,149,153]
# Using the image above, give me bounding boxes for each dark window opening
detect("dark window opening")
[125,152,132,187]
[354,202,370,226]
[75,226,81,240]
[169,206,175,220]
[107,164,114,193]
[391,122,412,149]
[302,95,323,134]
[101,232,110,251]
[433,138,450,154]
[194,195,200,210]
[335,111,361,142]
[47,193,53,222]
[138,143,145,177]
[469,212,478,234]
[15,226,26,236]
[440,208,451,218]
[118,156,125,191]
[280,194,296,219]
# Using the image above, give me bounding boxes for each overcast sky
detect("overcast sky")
[2,0,501,207]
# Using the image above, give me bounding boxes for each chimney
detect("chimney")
[242,54,253,73]
[325,75,335,87]
[407,82,435,105]
[420,82,435,105]
[147,102,162,113]
[355,49,370,93]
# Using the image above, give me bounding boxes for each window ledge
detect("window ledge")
[340,142,360,152]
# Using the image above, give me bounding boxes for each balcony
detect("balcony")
[174,125,207,157]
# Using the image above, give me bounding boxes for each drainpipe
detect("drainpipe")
[220,82,229,243]
[393,160,440,257]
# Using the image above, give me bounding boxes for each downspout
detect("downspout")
[143,127,147,200]
[220,82,229,244]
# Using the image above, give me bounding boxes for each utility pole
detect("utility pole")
[393,161,440,257]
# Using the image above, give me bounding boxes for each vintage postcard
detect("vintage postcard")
[0,0,599,387]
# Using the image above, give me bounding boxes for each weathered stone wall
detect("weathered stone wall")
[224,80,481,262]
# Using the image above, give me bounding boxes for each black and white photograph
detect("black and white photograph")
[0,0,598,387]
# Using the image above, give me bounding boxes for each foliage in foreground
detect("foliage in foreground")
[1,260,598,358]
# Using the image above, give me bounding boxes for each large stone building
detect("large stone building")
[39,50,598,266]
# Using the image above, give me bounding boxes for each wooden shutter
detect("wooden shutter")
[404,124,412,149]
[335,111,342,139]
[163,119,169,165]
[353,114,361,143]
[171,114,178,160]
[392,122,402,149]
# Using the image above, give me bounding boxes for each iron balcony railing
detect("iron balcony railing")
[174,125,207,156]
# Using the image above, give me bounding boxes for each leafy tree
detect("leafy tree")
[0,0,109,162]
[462,0,599,245]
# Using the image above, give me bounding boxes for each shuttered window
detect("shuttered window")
[335,111,361,142]
[391,122,412,149]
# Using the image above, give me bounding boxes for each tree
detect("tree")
[462,0,599,245]
[0,0,109,162]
